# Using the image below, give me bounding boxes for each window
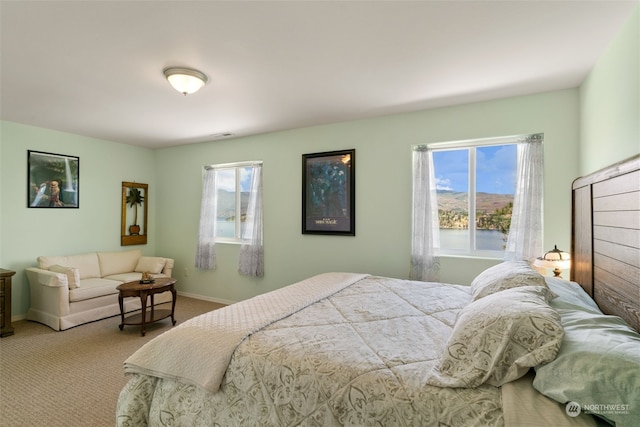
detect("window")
[212,162,260,244]
[411,133,543,279]
[430,137,518,257]
[196,161,263,271]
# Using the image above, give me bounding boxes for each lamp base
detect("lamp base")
[552,268,563,278]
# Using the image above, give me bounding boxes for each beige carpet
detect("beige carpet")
[0,297,225,427]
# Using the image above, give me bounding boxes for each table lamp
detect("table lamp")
[534,245,571,278]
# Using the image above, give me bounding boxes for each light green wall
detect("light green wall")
[155,89,580,304]
[0,122,158,316]
[580,5,639,174]
[6,6,638,316]
[1,89,580,316]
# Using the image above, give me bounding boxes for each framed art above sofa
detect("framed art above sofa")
[28,150,79,208]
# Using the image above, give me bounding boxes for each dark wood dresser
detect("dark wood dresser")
[1,269,16,337]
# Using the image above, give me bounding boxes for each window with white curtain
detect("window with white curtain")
[195,161,263,274]
[411,134,543,278]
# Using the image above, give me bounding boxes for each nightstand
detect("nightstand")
[1,269,16,337]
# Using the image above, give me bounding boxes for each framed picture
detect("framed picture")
[27,150,79,208]
[121,181,148,246]
[302,149,355,235]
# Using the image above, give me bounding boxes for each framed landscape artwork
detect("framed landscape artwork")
[302,149,355,235]
[27,150,79,208]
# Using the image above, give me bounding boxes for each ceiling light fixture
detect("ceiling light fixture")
[163,67,207,95]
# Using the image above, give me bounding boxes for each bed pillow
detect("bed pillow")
[48,264,81,289]
[545,277,602,315]
[470,260,549,301]
[533,308,640,426]
[135,256,166,274]
[427,285,563,388]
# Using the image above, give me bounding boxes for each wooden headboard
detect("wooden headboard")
[571,154,640,332]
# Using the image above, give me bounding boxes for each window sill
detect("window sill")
[215,239,246,246]
[436,251,504,261]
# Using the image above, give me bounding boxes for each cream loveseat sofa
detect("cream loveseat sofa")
[25,249,174,331]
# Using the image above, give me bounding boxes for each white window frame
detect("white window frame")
[429,135,520,259]
[206,161,262,245]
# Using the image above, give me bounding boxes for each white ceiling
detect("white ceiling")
[1,0,637,149]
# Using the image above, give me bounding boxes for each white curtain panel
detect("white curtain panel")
[195,168,217,270]
[505,136,544,263]
[410,146,440,281]
[239,164,264,277]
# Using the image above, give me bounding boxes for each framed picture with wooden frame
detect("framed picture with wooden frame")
[121,181,148,246]
[27,150,79,208]
[302,149,355,235]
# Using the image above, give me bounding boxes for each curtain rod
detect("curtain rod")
[415,133,543,151]
[204,160,263,170]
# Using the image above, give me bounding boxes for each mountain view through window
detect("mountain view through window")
[432,144,516,253]
[215,166,254,240]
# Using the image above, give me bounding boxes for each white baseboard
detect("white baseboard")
[11,313,27,322]
[11,292,233,323]
[176,291,235,306]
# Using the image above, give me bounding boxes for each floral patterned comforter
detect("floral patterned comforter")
[116,276,503,426]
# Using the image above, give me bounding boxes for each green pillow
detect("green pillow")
[533,308,640,426]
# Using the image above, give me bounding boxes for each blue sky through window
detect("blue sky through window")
[433,145,516,195]
[240,167,253,192]
[216,167,253,192]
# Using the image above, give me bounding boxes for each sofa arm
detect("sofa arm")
[26,268,68,287]
[162,258,174,277]
[25,268,70,317]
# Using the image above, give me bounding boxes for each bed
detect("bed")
[116,155,639,427]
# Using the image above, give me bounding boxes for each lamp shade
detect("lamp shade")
[163,67,207,95]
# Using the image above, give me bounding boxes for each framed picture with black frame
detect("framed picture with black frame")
[27,150,79,208]
[302,149,355,235]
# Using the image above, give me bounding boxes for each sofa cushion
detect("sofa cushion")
[105,272,169,282]
[135,256,167,274]
[97,249,141,277]
[69,278,122,302]
[38,253,101,279]
[48,265,81,289]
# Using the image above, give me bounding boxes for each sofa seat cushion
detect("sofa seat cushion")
[103,272,169,283]
[98,249,141,277]
[38,252,101,280]
[69,278,121,302]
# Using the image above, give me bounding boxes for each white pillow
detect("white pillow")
[470,260,550,301]
[48,264,81,289]
[426,286,564,388]
[135,256,166,274]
